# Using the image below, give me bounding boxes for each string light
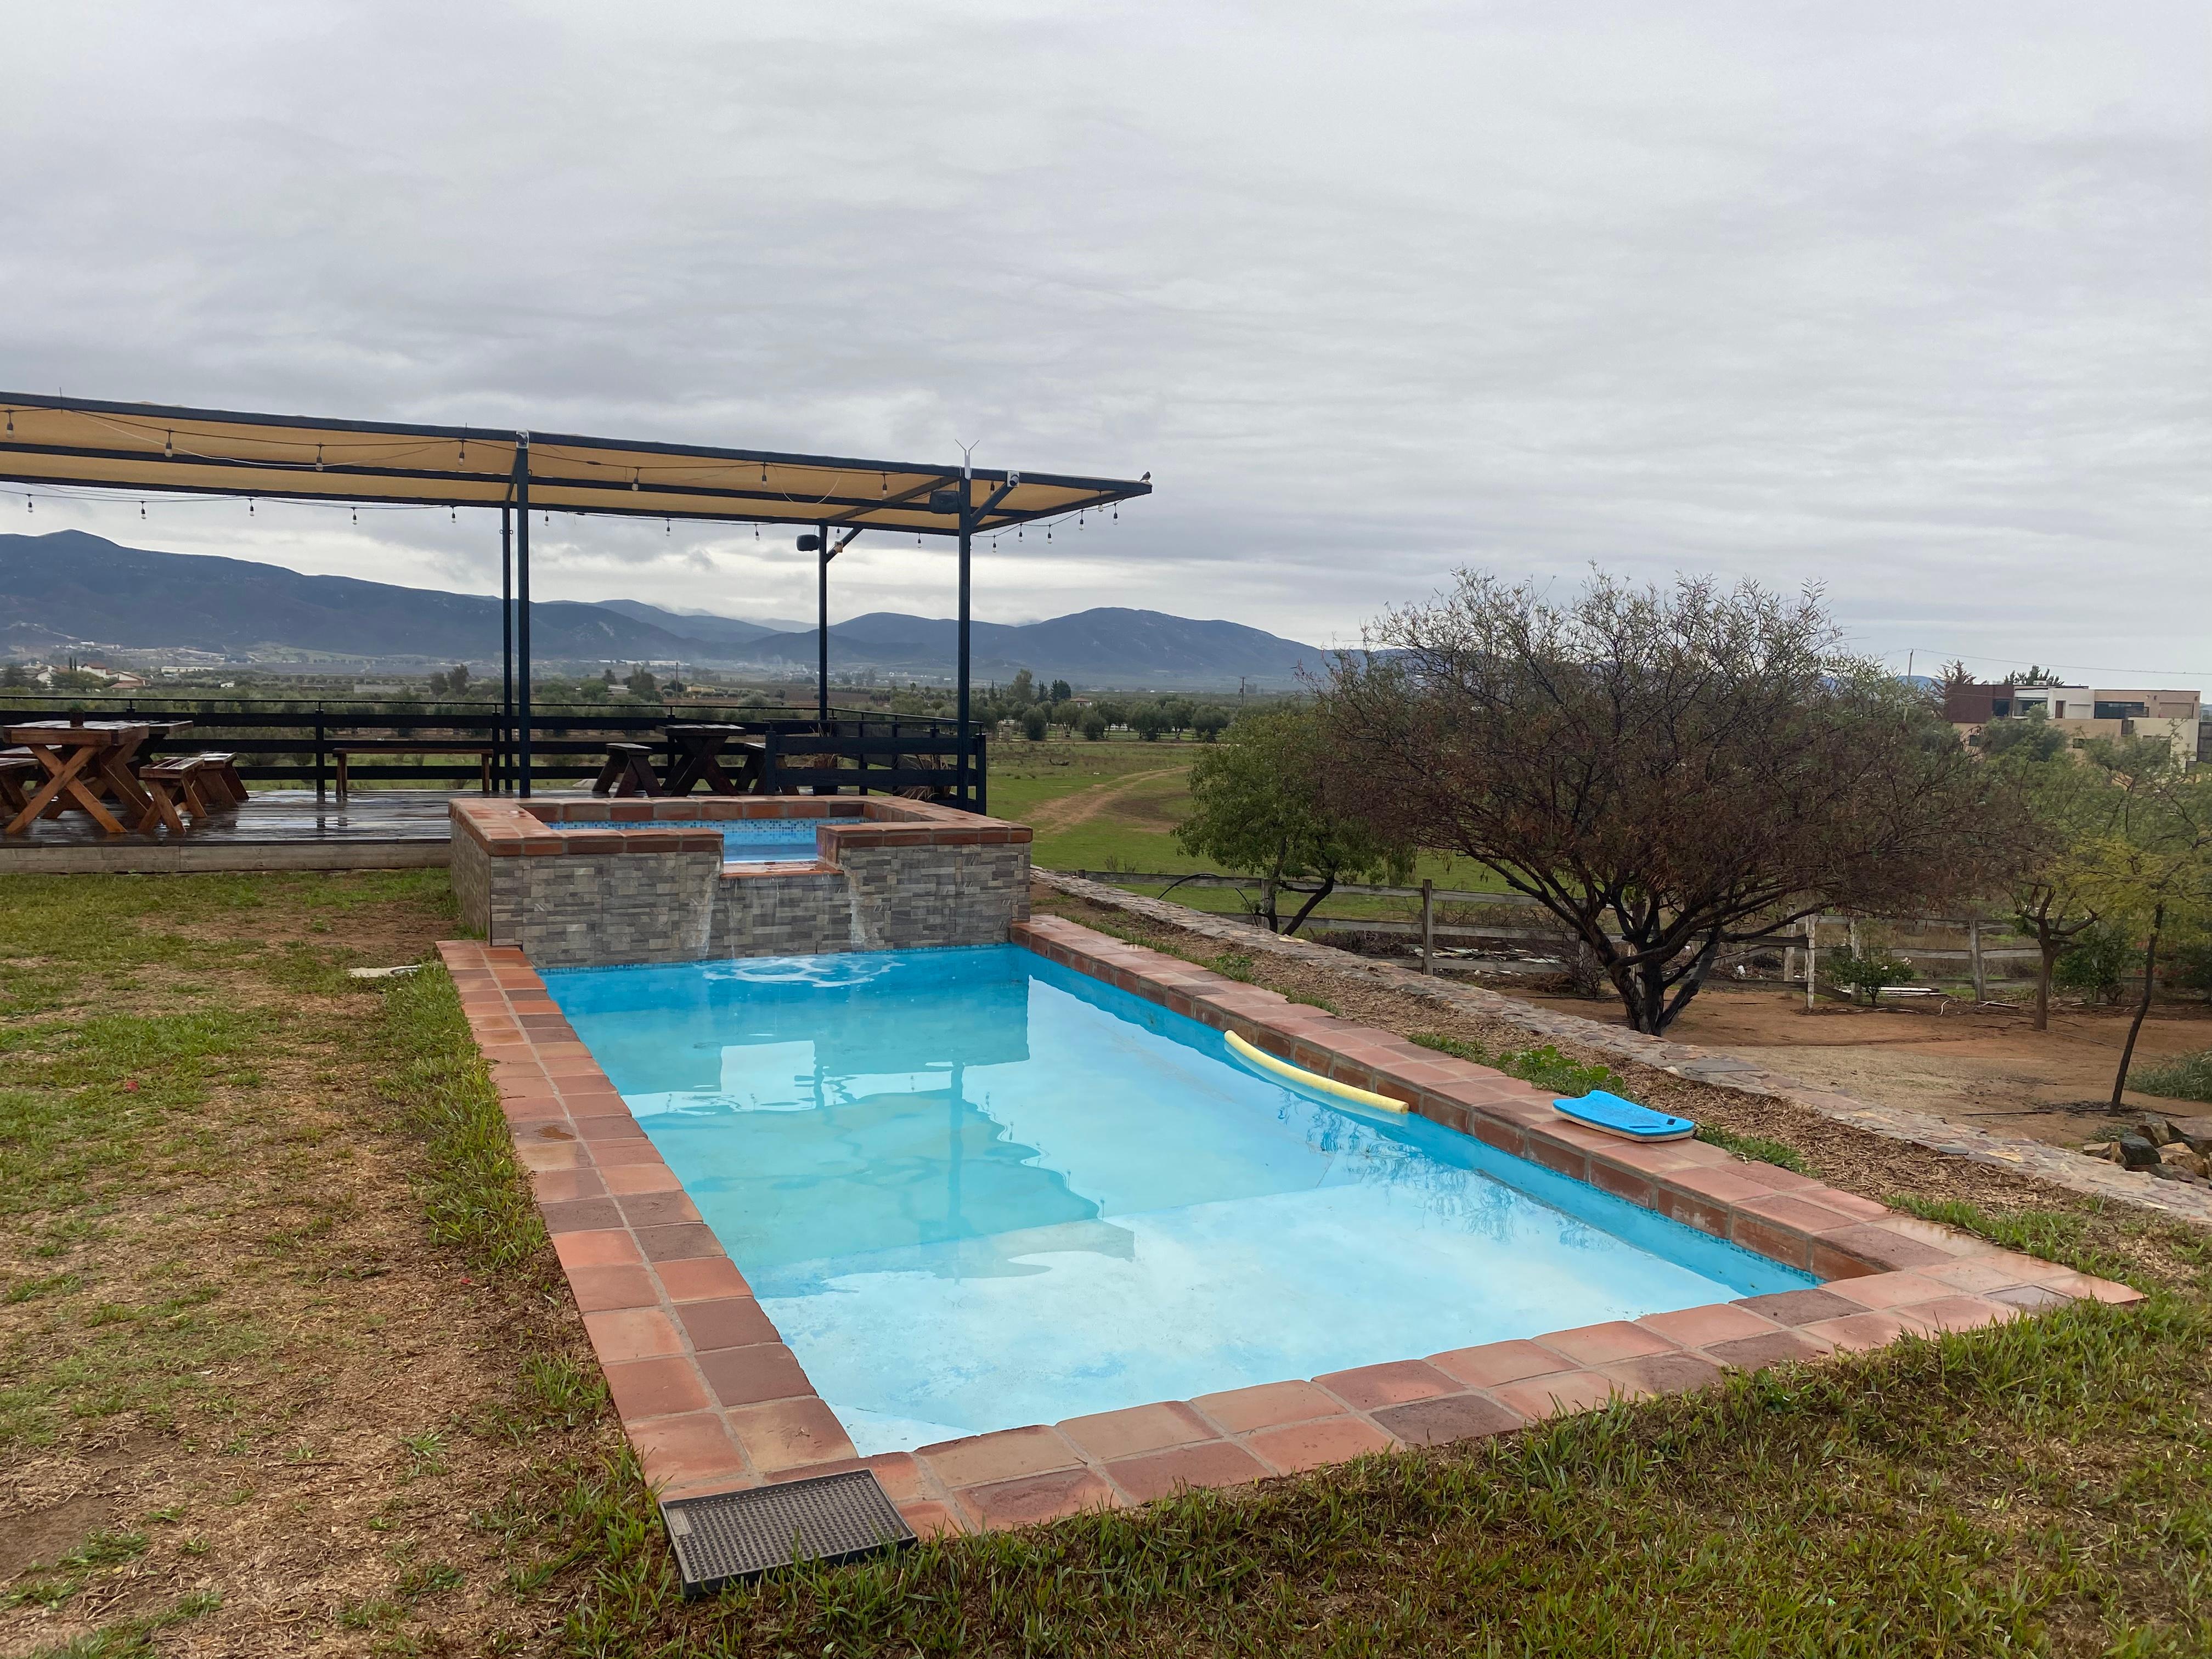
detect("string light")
[632,469,641,491]
[139,501,146,517]
[163,430,173,458]
[352,506,358,523]
[249,501,254,517]
[4,411,12,434]
[458,436,466,465]
[314,444,324,471]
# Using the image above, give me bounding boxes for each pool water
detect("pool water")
[546,946,1813,1454]
[560,819,822,862]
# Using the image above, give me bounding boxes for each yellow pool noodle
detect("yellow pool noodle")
[1224,1029,1409,1113]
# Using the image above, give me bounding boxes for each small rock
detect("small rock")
[2159,1143,2211,1178]
[2138,1119,2177,1147]
[2118,1132,2162,1170]
[2167,1116,2212,1154]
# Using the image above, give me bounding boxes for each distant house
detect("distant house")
[1948,681,2201,766]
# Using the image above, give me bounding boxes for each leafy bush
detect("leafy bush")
[2054,923,2135,1006]
[1822,943,1917,1006]
[1020,707,1048,741]
[2166,940,2212,996]
[1079,710,1108,741]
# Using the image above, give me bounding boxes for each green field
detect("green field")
[990,737,1506,922]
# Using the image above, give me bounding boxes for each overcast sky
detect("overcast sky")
[4,1,2206,678]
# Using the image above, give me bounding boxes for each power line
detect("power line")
[1895,646,2211,682]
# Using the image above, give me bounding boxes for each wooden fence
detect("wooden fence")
[1071,869,2042,995]
[0,700,988,807]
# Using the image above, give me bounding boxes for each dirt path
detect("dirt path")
[1023,764,1189,834]
[1504,984,2212,1149]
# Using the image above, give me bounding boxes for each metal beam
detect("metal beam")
[500,505,514,791]
[514,437,532,798]
[957,487,972,810]
[816,520,831,726]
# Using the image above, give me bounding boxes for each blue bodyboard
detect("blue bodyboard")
[1553,1089,1696,1142]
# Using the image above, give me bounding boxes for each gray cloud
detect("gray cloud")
[4,0,2205,673]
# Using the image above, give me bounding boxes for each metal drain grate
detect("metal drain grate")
[662,1471,915,1596]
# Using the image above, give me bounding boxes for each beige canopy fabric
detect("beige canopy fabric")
[0,393,1148,533]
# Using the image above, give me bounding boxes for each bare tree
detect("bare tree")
[1323,571,2029,1034]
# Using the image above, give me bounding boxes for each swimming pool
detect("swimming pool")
[556,818,822,862]
[546,946,1813,1455]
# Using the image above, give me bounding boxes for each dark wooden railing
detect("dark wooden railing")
[0,700,988,809]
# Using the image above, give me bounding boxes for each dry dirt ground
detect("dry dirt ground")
[0,871,615,1658]
[1497,983,2212,1149]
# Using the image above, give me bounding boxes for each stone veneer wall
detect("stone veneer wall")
[837,844,1033,950]
[449,795,1030,968]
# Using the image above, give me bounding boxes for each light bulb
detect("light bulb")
[314,444,324,471]
[163,431,173,458]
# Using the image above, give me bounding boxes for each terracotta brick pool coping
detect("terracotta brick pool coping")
[438,918,2142,1541]
[452,792,1033,868]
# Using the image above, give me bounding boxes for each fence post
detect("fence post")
[762,728,781,795]
[314,705,326,805]
[1421,878,1435,975]
[1804,914,1818,1012]
[975,731,988,815]
[1968,919,1987,1002]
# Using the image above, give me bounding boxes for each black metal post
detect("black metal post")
[500,505,513,791]
[816,520,830,727]
[514,438,533,798]
[957,496,971,809]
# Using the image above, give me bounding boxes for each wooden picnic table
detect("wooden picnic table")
[4,719,184,836]
[661,724,766,795]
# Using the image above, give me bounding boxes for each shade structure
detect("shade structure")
[0,391,1149,810]
[0,393,1149,532]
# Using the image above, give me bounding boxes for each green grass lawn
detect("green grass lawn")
[990,737,1508,919]
[7,870,2211,1655]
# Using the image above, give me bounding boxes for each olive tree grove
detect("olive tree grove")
[1323,571,2028,1034]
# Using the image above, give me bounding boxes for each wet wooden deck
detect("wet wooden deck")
[0,789,470,873]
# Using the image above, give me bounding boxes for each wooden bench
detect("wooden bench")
[189,752,249,808]
[591,742,662,798]
[330,742,495,800]
[0,749,40,816]
[139,755,213,833]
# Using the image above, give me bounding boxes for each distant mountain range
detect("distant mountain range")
[0,531,1327,690]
